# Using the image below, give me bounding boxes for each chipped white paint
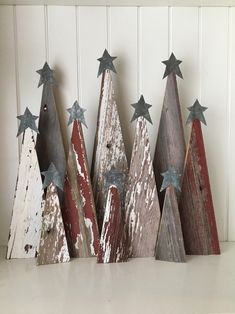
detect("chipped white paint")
[84,217,95,256]
[7,129,44,259]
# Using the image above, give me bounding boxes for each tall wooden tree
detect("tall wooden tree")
[155,167,186,263]
[64,101,99,257]
[179,100,220,255]
[36,62,66,204]
[153,53,186,208]
[125,95,161,257]
[37,163,70,265]
[91,49,128,231]
[7,108,44,259]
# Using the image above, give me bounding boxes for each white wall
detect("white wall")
[0,5,234,245]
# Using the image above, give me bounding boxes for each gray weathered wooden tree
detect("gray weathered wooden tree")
[91,49,128,231]
[37,163,70,265]
[7,108,44,259]
[179,100,220,255]
[125,95,161,258]
[64,101,99,258]
[155,167,186,263]
[153,53,186,208]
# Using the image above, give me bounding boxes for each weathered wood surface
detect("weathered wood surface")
[98,185,127,263]
[37,182,70,265]
[153,73,186,208]
[91,70,128,231]
[36,81,66,204]
[64,120,99,257]
[7,129,44,259]
[125,116,161,257]
[155,186,186,263]
[179,120,220,255]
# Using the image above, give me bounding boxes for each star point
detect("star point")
[17,107,39,137]
[67,100,87,128]
[162,53,183,79]
[160,167,182,192]
[186,99,208,125]
[131,95,152,124]
[37,62,56,87]
[41,163,63,191]
[97,49,117,77]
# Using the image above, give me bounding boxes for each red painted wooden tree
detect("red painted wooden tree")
[64,101,99,258]
[179,100,220,255]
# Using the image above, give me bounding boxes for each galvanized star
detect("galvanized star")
[97,49,117,77]
[162,53,183,79]
[17,107,39,137]
[67,100,87,128]
[131,95,152,124]
[186,99,208,126]
[36,62,56,87]
[104,167,126,192]
[160,167,182,192]
[41,163,63,191]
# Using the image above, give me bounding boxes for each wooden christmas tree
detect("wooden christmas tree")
[125,95,161,258]
[64,101,99,257]
[7,108,44,259]
[179,100,220,255]
[37,163,70,265]
[91,49,128,231]
[153,53,186,208]
[155,167,186,263]
[36,62,66,204]
[98,168,127,263]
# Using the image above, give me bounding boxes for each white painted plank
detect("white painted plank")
[140,7,168,157]
[109,6,138,160]
[201,7,229,241]
[0,6,18,246]
[78,6,107,166]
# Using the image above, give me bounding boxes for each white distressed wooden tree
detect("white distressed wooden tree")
[7,108,44,259]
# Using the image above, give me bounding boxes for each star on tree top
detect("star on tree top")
[17,107,39,137]
[186,99,208,126]
[97,49,117,77]
[67,101,87,128]
[36,62,56,87]
[160,167,182,192]
[131,95,152,124]
[41,163,63,191]
[162,53,183,79]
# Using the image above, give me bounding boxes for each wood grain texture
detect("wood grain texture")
[155,186,186,263]
[64,120,99,257]
[37,182,70,265]
[7,129,44,259]
[91,70,128,231]
[179,120,220,255]
[98,185,127,263]
[125,117,160,257]
[153,73,186,208]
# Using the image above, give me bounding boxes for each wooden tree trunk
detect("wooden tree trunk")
[37,182,70,265]
[125,116,161,257]
[91,70,128,231]
[7,129,44,259]
[155,186,186,263]
[64,120,99,257]
[98,185,127,263]
[153,73,186,208]
[179,120,220,255]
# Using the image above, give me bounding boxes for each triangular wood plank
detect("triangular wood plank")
[125,116,161,257]
[153,73,186,207]
[37,182,70,265]
[91,70,128,231]
[179,120,220,255]
[7,129,44,259]
[64,120,99,257]
[155,186,186,263]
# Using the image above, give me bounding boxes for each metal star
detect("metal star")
[104,167,126,192]
[186,99,208,126]
[131,95,152,124]
[162,53,183,79]
[36,62,56,87]
[97,49,117,77]
[17,107,39,137]
[67,100,87,128]
[41,163,63,191]
[160,167,182,192]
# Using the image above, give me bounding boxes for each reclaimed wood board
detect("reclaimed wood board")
[7,129,44,259]
[37,182,70,265]
[91,70,128,231]
[153,73,186,208]
[64,120,99,257]
[155,186,186,263]
[179,120,220,255]
[125,116,161,257]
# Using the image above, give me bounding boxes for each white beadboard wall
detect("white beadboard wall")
[0,5,234,245]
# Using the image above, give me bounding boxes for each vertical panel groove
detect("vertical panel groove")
[75,6,80,101]
[137,6,142,97]
[44,5,49,61]
[198,6,202,101]
[168,6,172,55]
[106,5,110,51]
